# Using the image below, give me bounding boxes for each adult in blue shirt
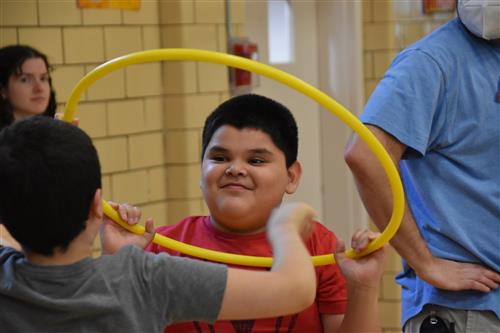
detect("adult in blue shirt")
[345,1,500,332]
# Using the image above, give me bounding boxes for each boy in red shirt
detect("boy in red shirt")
[146,94,385,333]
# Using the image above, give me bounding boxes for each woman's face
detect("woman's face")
[2,58,51,120]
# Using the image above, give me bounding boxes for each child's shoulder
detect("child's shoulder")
[311,220,337,237]
[307,221,339,252]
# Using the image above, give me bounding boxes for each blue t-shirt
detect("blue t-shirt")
[360,18,500,325]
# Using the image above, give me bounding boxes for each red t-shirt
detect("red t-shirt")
[146,216,347,333]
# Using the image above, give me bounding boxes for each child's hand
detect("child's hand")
[267,202,316,242]
[100,202,155,255]
[115,201,142,225]
[351,228,379,253]
[335,229,387,290]
[54,113,80,126]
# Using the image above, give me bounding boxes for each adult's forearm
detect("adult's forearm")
[345,130,433,272]
[346,133,500,292]
[353,169,433,271]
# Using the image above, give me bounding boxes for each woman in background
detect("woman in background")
[0,45,56,130]
[0,45,58,249]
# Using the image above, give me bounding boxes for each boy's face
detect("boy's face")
[200,125,301,233]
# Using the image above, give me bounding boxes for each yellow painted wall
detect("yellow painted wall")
[362,1,455,331]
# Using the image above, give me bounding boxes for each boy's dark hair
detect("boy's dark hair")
[201,94,298,167]
[0,45,57,130]
[0,116,101,255]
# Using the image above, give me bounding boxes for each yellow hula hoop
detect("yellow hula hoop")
[63,49,404,267]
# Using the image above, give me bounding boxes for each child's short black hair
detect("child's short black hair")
[0,116,101,255]
[201,94,298,168]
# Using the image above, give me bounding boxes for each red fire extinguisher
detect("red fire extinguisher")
[229,37,259,94]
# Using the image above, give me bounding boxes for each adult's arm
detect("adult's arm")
[216,202,317,320]
[344,125,500,292]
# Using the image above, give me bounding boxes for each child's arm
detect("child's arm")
[334,230,387,333]
[101,201,317,319]
[216,202,317,320]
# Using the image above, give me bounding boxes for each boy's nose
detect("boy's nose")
[225,164,247,176]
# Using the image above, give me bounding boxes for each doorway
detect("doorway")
[245,0,367,239]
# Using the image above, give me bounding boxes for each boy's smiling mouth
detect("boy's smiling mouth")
[220,182,253,190]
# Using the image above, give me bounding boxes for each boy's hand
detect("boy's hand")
[335,229,387,290]
[100,202,155,255]
[267,202,315,242]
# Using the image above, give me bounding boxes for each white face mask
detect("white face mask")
[457,0,500,40]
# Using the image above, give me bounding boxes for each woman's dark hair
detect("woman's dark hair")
[0,45,57,130]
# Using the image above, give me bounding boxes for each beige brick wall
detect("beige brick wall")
[0,0,244,241]
[362,1,455,331]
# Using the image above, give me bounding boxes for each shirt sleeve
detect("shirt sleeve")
[361,48,448,158]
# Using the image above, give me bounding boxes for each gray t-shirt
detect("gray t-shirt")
[0,245,227,332]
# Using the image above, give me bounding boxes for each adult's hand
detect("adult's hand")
[416,257,500,292]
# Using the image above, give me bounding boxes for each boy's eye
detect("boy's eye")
[210,155,226,162]
[249,158,265,165]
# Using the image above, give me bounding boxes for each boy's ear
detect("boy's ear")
[285,161,302,194]
[88,189,103,221]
